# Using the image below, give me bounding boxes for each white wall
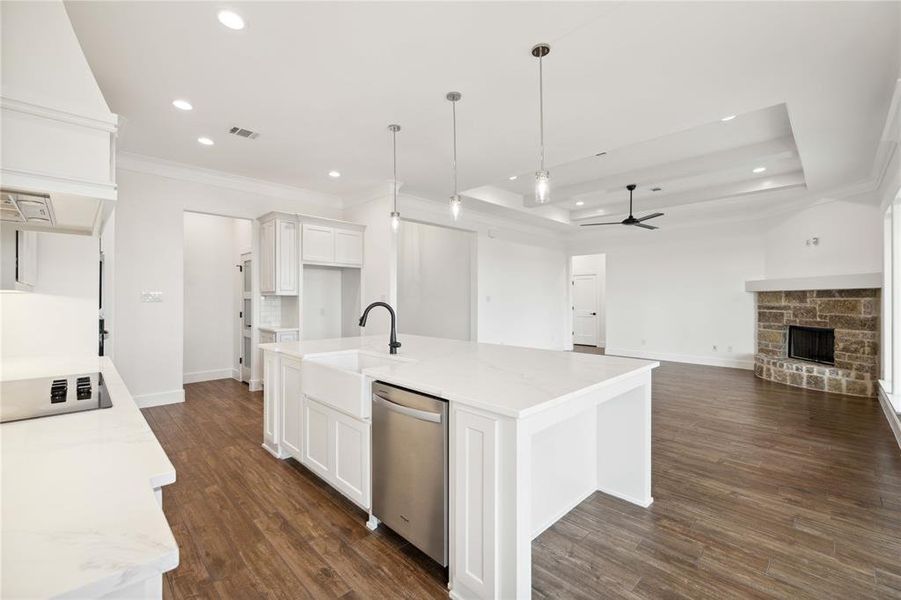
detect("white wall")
[347,191,570,351]
[302,266,343,340]
[1,229,99,359]
[183,212,250,383]
[477,236,568,350]
[571,222,765,368]
[398,221,474,341]
[763,197,882,278]
[571,254,607,346]
[113,159,341,405]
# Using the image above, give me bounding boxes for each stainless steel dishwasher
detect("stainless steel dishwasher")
[372,381,448,566]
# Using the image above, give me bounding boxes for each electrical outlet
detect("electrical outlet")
[141,291,163,303]
[712,344,718,351]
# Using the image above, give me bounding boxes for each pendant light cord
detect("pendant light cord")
[452,100,458,196]
[392,128,398,212]
[538,53,545,171]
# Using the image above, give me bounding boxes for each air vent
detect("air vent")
[228,126,259,140]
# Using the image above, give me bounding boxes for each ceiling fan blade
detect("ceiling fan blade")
[580,222,622,227]
[634,223,659,230]
[636,212,664,222]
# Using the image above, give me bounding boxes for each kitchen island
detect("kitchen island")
[1,357,178,599]
[260,334,657,600]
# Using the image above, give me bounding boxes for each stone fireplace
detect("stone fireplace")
[754,289,880,397]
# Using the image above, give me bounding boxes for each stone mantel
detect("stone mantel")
[745,273,881,292]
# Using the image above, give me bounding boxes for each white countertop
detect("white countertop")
[260,335,658,418]
[1,356,178,599]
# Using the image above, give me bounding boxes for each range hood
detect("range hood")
[0,188,102,235]
[1,190,56,226]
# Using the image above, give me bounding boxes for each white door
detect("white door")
[260,220,276,294]
[302,397,331,478]
[280,359,303,459]
[572,274,598,346]
[302,224,335,263]
[334,229,363,266]
[240,253,252,381]
[332,413,370,508]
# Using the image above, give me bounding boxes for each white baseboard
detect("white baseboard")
[597,485,654,508]
[605,346,754,370]
[231,368,240,381]
[183,368,233,384]
[135,389,185,409]
[249,378,262,392]
[878,382,901,452]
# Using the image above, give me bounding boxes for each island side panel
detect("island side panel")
[596,370,653,507]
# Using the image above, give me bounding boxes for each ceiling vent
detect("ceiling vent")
[228,126,259,140]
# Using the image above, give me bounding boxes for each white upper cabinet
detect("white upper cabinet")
[302,224,335,264]
[302,223,363,268]
[334,229,363,266]
[259,215,298,295]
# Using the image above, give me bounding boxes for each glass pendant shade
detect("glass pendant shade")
[450,195,461,220]
[390,211,400,232]
[535,170,550,204]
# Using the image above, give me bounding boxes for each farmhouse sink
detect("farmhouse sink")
[300,350,411,418]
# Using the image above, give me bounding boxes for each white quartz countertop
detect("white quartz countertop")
[260,335,658,418]
[1,356,178,599]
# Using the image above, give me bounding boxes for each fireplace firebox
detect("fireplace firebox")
[788,325,835,366]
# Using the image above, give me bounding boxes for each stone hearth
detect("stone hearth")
[754,289,879,397]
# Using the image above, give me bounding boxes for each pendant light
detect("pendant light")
[532,43,551,204]
[447,91,462,220]
[388,124,401,232]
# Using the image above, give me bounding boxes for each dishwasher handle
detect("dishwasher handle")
[373,393,443,423]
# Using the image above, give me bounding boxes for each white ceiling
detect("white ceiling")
[65,1,899,227]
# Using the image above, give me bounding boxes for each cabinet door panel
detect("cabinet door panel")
[302,224,335,263]
[262,352,278,448]
[334,229,363,266]
[280,359,303,459]
[259,220,276,294]
[303,398,331,476]
[276,219,298,294]
[333,415,370,507]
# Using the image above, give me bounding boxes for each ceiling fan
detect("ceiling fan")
[580,184,664,230]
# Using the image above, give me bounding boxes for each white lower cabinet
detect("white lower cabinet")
[301,395,371,509]
[280,358,303,459]
[262,351,279,455]
[262,351,372,511]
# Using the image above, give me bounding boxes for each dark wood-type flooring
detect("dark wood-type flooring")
[143,359,901,599]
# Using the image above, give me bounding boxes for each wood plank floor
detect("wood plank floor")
[143,361,901,599]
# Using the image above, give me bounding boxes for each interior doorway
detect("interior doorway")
[571,254,606,349]
[183,211,253,385]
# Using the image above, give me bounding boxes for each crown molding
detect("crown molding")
[116,152,342,209]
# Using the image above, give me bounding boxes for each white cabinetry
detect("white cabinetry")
[302,224,334,264]
[262,351,280,455]
[302,224,362,267]
[280,358,303,459]
[334,229,363,266]
[259,215,298,295]
[302,395,371,509]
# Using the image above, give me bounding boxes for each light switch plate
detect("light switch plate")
[141,291,163,303]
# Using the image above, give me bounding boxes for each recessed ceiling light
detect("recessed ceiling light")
[328,170,341,178]
[172,99,193,111]
[197,137,214,146]
[752,166,766,173]
[217,10,245,30]
[575,201,584,206]
[721,114,736,122]
[509,175,518,181]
